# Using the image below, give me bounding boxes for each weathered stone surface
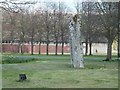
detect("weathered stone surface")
[69,14,84,68]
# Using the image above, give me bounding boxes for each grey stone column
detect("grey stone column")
[69,15,84,68]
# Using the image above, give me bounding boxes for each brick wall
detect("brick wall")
[2,43,70,54]
[2,43,113,55]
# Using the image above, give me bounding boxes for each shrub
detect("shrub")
[2,55,37,64]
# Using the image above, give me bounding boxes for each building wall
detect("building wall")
[2,43,117,55]
[90,43,107,55]
[2,43,70,54]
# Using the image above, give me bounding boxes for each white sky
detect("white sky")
[13,0,81,13]
[1,0,110,13]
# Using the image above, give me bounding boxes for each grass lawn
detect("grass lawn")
[2,54,118,88]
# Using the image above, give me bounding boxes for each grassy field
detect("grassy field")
[2,54,118,88]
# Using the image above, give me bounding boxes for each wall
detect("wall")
[2,43,70,54]
[2,43,117,55]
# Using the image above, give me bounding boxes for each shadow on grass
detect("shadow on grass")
[64,63,106,70]
[16,79,30,83]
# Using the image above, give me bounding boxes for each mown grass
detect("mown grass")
[2,54,118,88]
[2,53,118,64]
[2,55,38,64]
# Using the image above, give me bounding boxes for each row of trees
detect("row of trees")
[1,1,119,60]
[2,1,70,55]
[82,2,118,60]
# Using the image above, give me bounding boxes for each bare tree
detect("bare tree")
[16,6,30,54]
[51,2,59,55]
[18,11,26,54]
[2,3,19,53]
[96,2,118,60]
[82,2,98,56]
[36,10,44,54]
[59,2,68,55]
[118,1,120,59]
[44,6,51,55]
[27,10,38,55]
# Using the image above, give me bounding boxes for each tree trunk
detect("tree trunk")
[11,42,13,53]
[18,43,19,53]
[31,39,34,55]
[118,1,120,58]
[89,42,92,55]
[61,42,64,55]
[118,24,120,58]
[106,27,113,61]
[106,41,112,61]
[20,43,22,54]
[46,28,49,55]
[55,41,58,55]
[85,39,88,56]
[69,15,84,68]
[38,42,41,54]
[20,43,24,54]
[46,42,49,55]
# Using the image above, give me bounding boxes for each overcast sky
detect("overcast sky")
[14,0,82,13]
[0,0,105,13]
[16,0,80,12]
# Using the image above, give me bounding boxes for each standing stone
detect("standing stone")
[69,14,84,68]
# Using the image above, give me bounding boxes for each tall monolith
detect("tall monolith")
[69,14,84,68]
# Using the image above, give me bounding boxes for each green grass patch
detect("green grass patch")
[2,54,118,88]
[2,55,38,64]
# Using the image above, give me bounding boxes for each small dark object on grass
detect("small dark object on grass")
[19,74,27,81]
[103,59,109,61]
